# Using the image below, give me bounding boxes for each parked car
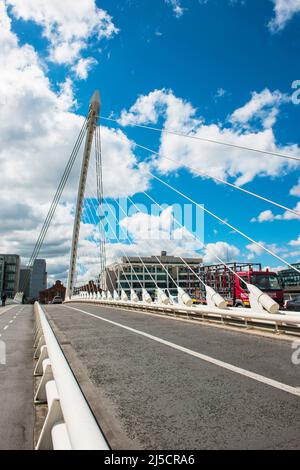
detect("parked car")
[285,296,300,312]
[52,296,63,304]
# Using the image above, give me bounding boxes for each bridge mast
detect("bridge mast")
[66,91,100,299]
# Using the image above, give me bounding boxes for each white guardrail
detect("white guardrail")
[65,295,300,335]
[33,302,109,450]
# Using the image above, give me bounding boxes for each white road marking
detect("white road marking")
[3,326,9,331]
[9,320,13,324]
[66,305,300,398]
[0,306,16,317]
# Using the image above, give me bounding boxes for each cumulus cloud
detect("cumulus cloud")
[0,1,149,283]
[72,57,98,80]
[246,241,284,260]
[202,241,240,263]
[289,235,300,246]
[118,88,299,187]
[251,203,300,222]
[290,178,300,197]
[6,0,118,72]
[268,0,300,32]
[230,88,289,129]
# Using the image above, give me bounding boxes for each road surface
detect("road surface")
[44,302,300,450]
[0,305,34,450]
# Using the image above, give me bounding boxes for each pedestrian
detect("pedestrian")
[1,293,7,307]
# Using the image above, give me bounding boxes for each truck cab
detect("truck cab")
[234,269,284,308]
[199,263,284,308]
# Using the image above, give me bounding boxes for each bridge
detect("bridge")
[1,91,300,451]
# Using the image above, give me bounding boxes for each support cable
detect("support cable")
[110,195,181,294]
[83,175,136,294]
[99,116,300,163]
[20,116,89,294]
[134,142,300,218]
[145,170,300,275]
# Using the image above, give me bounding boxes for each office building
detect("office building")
[0,256,5,297]
[105,251,203,299]
[19,266,32,298]
[30,259,47,300]
[0,254,21,298]
[278,263,300,293]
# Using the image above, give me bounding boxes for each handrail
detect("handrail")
[65,297,300,334]
[34,302,109,450]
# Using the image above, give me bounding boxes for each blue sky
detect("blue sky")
[1,0,300,281]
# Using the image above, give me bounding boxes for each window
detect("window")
[239,276,249,291]
[250,275,280,291]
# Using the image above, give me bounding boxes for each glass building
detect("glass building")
[0,254,21,298]
[278,263,300,290]
[30,259,47,300]
[105,251,203,300]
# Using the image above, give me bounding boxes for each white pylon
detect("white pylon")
[205,286,227,309]
[66,91,100,300]
[107,291,113,300]
[113,290,120,301]
[142,289,152,304]
[130,289,139,303]
[121,290,128,301]
[178,287,193,307]
[247,284,279,314]
[157,288,170,305]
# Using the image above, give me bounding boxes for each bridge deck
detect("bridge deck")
[45,303,300,450]
[0,305,34,450]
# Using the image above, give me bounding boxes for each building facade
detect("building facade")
[0,254,21,298]
[30,259,47,300]
[39,280,66,303]
[278,263,300,293]
[19,266,32,298]
[105,251,203,299]
[0,256,5,297]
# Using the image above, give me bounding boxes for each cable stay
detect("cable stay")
[20,116,89,295]
[134,142,300,219]
[99,115,300,163]
[143,170,300,276]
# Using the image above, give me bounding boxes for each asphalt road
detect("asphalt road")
[0,305,34,450]
[45,303,300,450]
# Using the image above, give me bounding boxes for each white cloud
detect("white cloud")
[230,88,289,129]
[251,210,276,223]
[214,87,227,101]
[289,236,300,246]
[0,1,150,282]
[6,0,118,70]
[72,57,98,80]
[246,241,283,260]
[118,88,299,187]
[99,206,203,278]
[290,178,300,197]
[251,203,300,222]
[203,242,240,263]
[165,0,184,18]
[268,0,300,32]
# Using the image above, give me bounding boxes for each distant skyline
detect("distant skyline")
[0,0,300,284]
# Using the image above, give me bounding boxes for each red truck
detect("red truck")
[197,262,284,308]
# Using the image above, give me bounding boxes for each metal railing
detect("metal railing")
[33,302,109,450]
[65,296,300,336]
